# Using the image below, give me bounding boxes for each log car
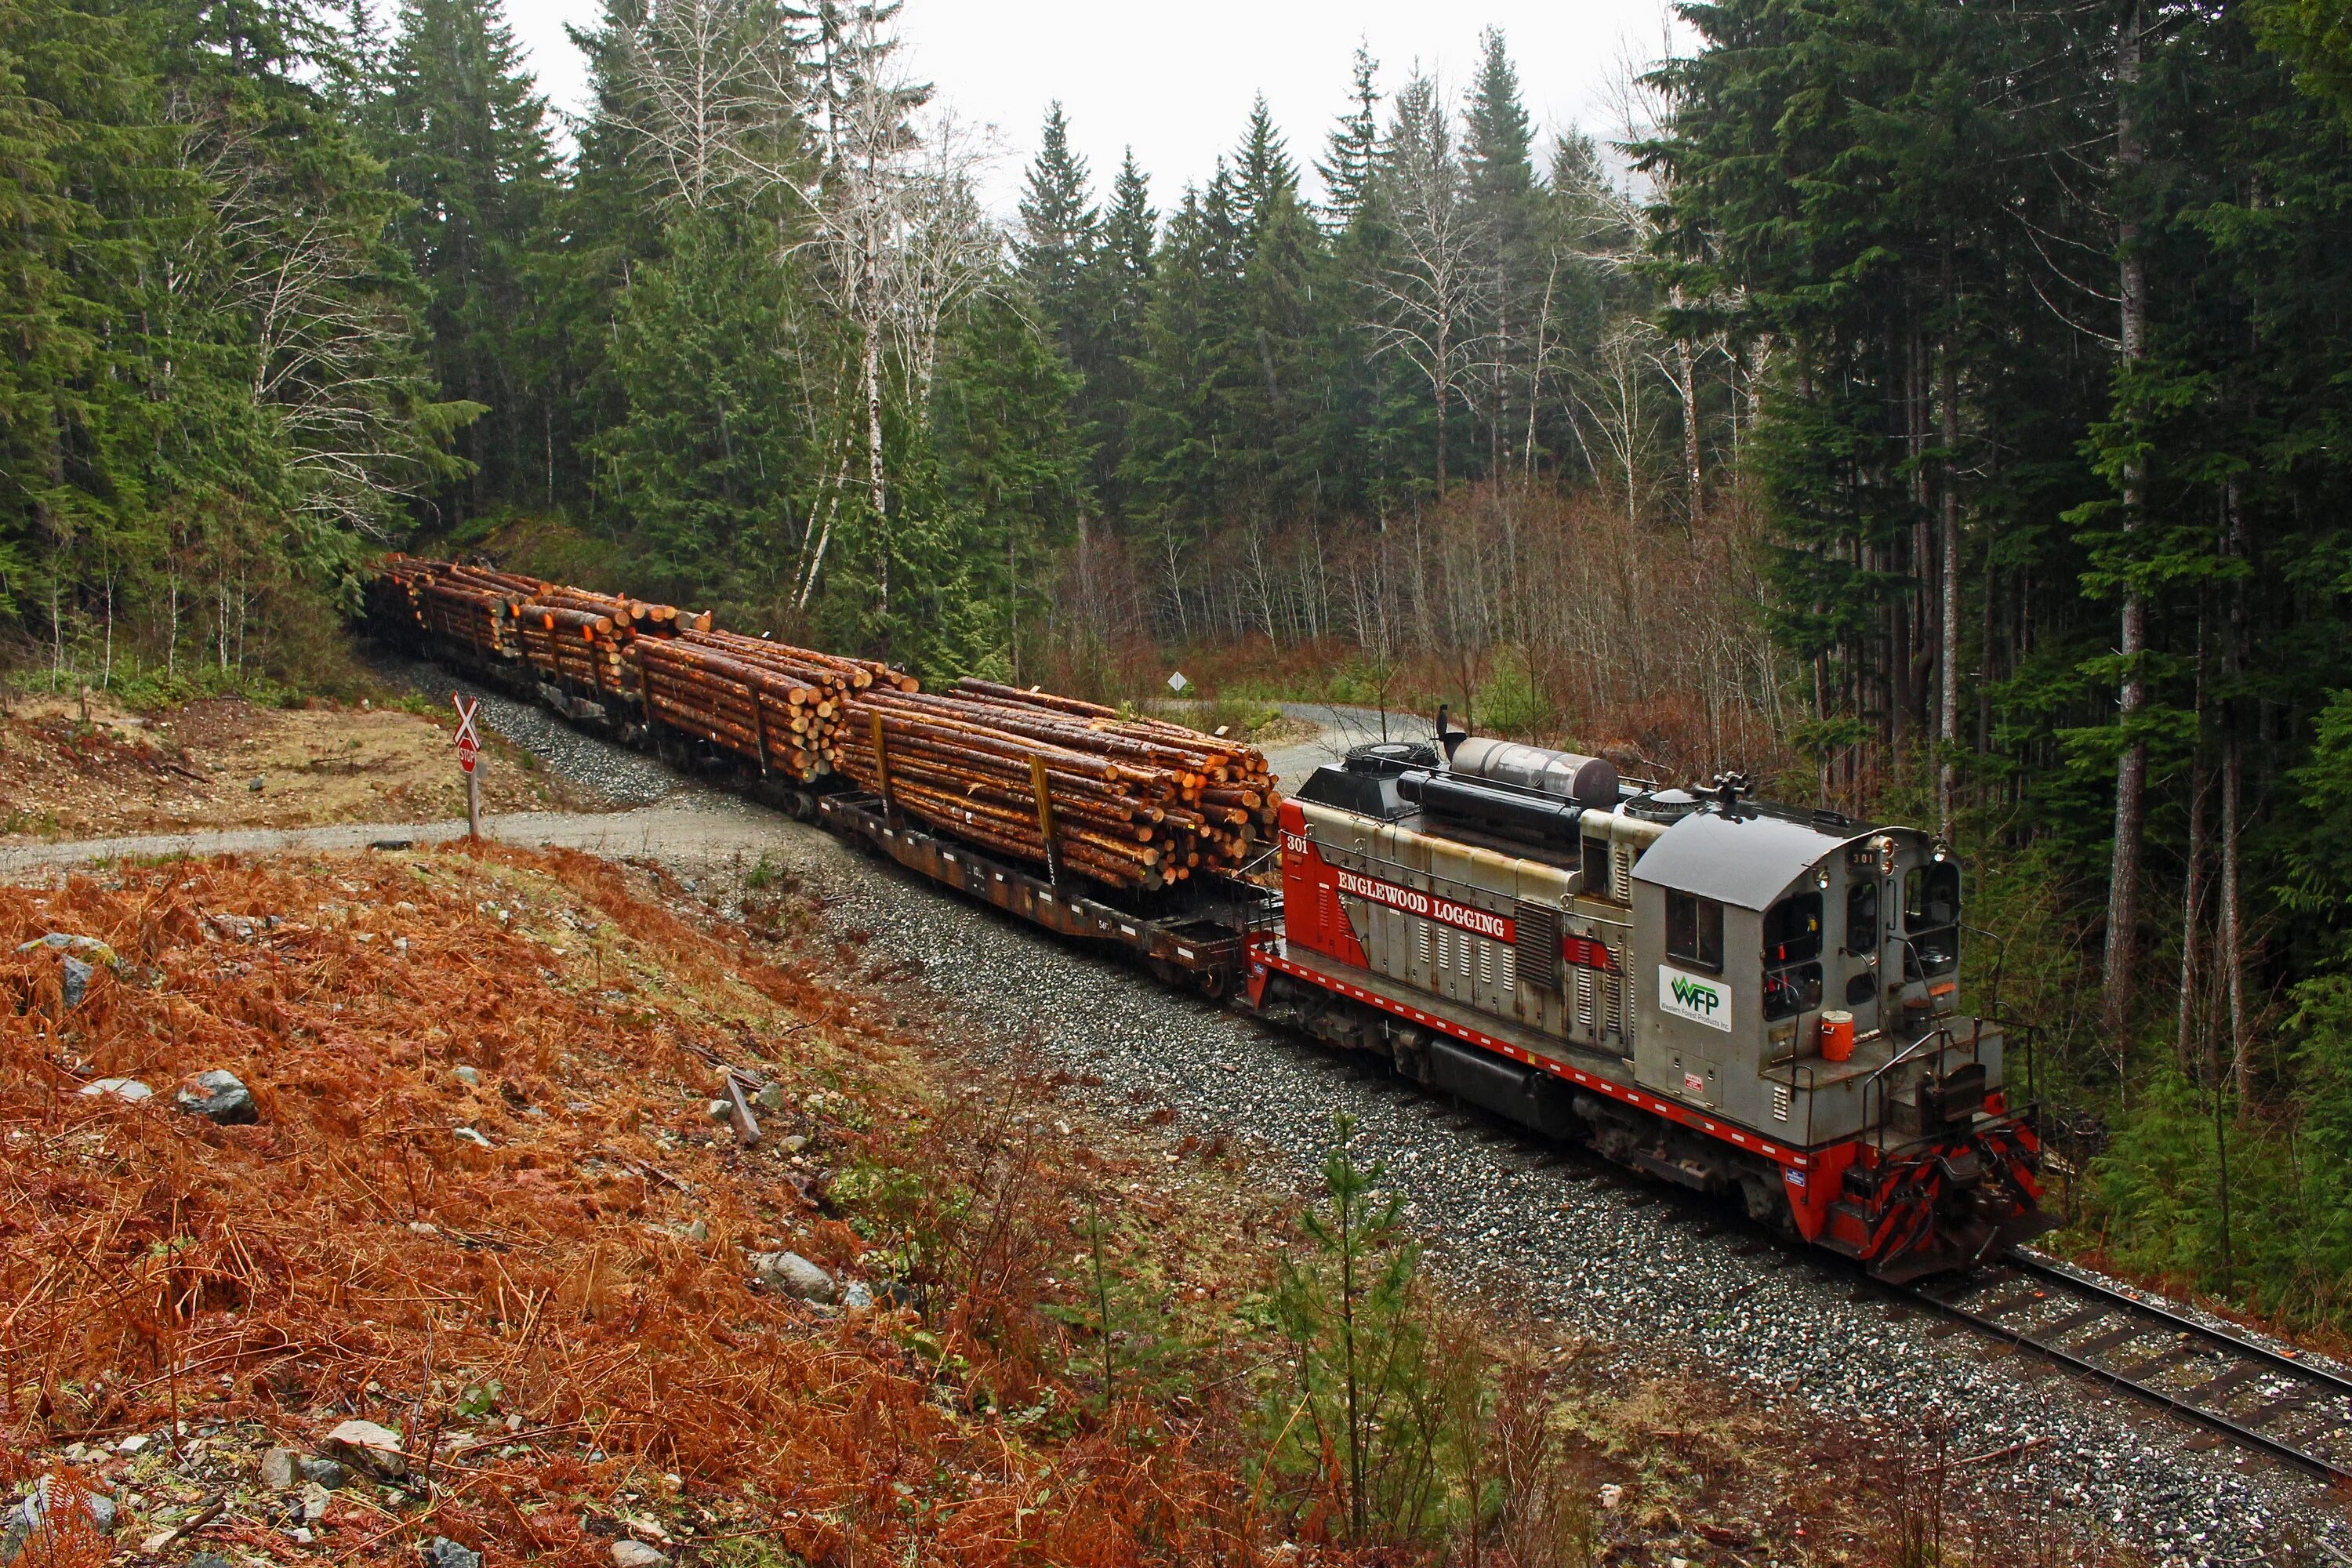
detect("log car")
[1249,739,2048,1282]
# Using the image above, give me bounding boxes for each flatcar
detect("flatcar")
[1247,731,2046,1282]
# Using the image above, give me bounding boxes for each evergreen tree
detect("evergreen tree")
[1015,101,1098,362]
[1461,27,1540,476]
[383,0,560,521]
[1316,42,1381,232]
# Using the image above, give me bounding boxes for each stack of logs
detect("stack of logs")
[637,629,912,783]
[375,557,538,662]
[371,556,1280,887]
[510,586,709,702]
[832,678,1277,891]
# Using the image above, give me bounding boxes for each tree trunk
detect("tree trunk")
[2222,475,2249,1102]
[1938,327,1962,840]
[864,318,887,622]
[2103,0,2151,1049]
[2177,612,2207,1078]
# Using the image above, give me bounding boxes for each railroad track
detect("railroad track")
[1913,1252,2352,1481]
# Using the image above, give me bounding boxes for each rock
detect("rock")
[749,1250,835,1304]
[779,1134,808,1154]
[114,1434,153,1455]
[299,1457,350,1490]
[16,933,117,964]
[78,1078,152,1102]
[421,1538,481,1568]
[58,956,93,1009]
[841,1281,873,1310]
[2,1477,119,1563]
[173,1069,257,1124]
[753,1083,785,1112]
[684,1219,708,1243]
[453,1126,492,1148]
[320,1419,405,1479]
[705,1098,734,1123]
[249,775,266,793]
[187,1555,236,1568]
[298,1481,332,1522]
[258,1447,302,1491]
[454,1066,481,1087]
[1598,1482,1624,1510]
[610,1543,670,1568]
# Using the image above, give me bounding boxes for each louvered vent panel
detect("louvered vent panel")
[1512,901,1560,990]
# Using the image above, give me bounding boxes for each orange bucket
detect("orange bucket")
[1820,1010,1857,1062]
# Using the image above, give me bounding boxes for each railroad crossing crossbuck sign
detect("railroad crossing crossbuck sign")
[452,694,481,774]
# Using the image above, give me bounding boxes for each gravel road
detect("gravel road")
[13,695,2342,1564]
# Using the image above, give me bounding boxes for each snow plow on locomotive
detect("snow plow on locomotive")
[1246,731,2048,1283]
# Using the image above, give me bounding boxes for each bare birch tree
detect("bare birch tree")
[602,0,804,210]
[790,16,995,615]
[1361,73,1486,498]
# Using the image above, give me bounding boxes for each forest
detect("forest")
[7,0,2352,1331]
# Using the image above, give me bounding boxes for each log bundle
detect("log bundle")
[637,629,910,782]
[831,678,1277,891]
[370,557,1279,887]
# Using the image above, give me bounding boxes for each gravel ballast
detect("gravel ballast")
[318,681,2352,1563]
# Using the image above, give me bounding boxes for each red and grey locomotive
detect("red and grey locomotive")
[1246,731,2047,1281]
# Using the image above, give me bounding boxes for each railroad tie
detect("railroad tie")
[2184,1359,2269,1406]
[2111,1339,2202,1381]
[2238,1391,2318,1430]
[1969,1285,2048,1323]
[2033,1302,2113,1341]
[2063,1322,2151,1360]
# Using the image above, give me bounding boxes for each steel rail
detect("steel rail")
[1907,1251,2352,1483]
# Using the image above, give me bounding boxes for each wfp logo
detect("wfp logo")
[1659,964,1734,1033]
[1670,975,1721,1014]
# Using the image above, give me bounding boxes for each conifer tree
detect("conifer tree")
[1015,101,1098,362]
[383,0,561,521]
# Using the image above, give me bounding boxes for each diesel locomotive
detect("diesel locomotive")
[1248,731,2047,1283]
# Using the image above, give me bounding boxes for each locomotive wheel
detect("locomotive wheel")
[1196,966,1229,1000]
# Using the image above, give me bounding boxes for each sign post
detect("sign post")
[452,694,482,841]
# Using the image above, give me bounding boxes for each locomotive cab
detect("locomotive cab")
[1630,808,1985,1143]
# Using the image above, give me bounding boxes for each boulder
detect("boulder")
[174,1070,257,1125]
[299,1457,351,1490]
[420,1538,481,1568]
[1,1478,118,1565]
[610,1543,670,1568]
[748,1250,835,1304]
[319,1419,405,1480]
[258,1447,302,1491]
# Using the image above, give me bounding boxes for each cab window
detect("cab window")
[1846,880,1878,953]
[1762,890,1825,1022]
[1763,964,1824,1022]
[1763,891,1822,964]
[1904,862,1961,977]
[1665,891,1722,971]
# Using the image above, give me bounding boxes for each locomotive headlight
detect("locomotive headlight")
[1932,840,1950,864]
[1815,867,1831,891]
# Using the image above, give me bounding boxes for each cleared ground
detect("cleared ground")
[0,691,606,843]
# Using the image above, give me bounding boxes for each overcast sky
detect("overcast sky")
[502,0,1690,216]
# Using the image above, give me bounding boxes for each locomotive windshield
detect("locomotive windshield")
[1762,890,1825,1021]
[1904,862,1961,977]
